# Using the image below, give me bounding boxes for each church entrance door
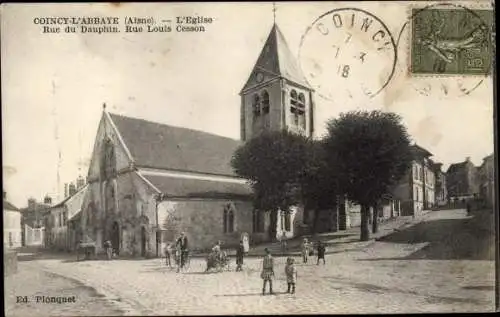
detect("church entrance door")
[141,227,147,257]
[111,222,120,255]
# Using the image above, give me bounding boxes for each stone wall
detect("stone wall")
[4,250,17,276]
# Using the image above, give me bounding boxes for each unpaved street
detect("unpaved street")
[7,209,496,315]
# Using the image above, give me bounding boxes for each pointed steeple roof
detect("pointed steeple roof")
[241,23,311,93]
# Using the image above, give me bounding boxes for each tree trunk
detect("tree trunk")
[312,209,321,233]
[372,205,379,234]
[269,210,278,241]
[360,205,370,241]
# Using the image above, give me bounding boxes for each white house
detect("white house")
[3,191,22,249]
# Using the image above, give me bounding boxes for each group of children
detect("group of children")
[260,238,327,295]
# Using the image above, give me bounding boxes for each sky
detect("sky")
[1,2,495,207]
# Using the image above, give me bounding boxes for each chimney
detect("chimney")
[64,183,68,198]
[68,182,77,196]
[28,197,36,209]
[76,175,85,189]
[466,156,471,162]
[43,195,52,205]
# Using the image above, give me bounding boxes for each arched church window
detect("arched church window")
[261,90,270,114]
[223,203,235,233]
[297,93,306,129]
[290,90,306,129]
[223,208,228,233]
[100,137,117,180]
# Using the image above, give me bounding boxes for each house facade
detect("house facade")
[392,144,437,216]
[20,196,51,247]
[3,191,22,249]
[432,162,448,206]
[478,153,495,208]
[446,157,480,202]
[45,185,88,251]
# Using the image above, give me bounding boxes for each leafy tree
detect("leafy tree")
[324,110,413,241]
[300,140,339,233]
[231,130,312,240]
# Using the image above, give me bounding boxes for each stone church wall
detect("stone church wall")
[157,199,254,252]
[81,171,157,256]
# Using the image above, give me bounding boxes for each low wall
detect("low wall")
[4,250,18,276]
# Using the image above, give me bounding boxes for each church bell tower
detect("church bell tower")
[239,22,315,141]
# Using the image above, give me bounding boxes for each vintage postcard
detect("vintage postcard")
[2,1,497,315]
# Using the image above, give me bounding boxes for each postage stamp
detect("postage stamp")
[410,7,494,75]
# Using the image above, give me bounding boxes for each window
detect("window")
[252,94,261,117]
[63,211,68,226]
[297,93,306,129]
[223,203,235,233]
[8,232,13,247]
[261,90,270,129]
[261,90,270,114]
[290,90,306,130]
[413,165,418,180]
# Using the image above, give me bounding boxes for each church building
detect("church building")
[79,23,315,257]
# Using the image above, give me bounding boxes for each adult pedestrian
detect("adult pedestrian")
[236,240,244,271]
[176,232,189,270]
[104,240,112,260]
[280,231,287,254]
[301,238,310,263]
[260,248,274,295]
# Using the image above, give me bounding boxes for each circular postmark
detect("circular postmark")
[298,8,397,102]
[394,2,493,97]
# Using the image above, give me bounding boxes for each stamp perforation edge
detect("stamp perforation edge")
[405,1,493,78]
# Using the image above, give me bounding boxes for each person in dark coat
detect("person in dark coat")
[316,241,326,265]
[176,232,189,269]
[104,240,113,260]
[236,240,244,271]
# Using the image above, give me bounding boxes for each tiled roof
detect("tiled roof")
[241,23,311,92]
[447,162,468,174]
[3,200,20,211]
[411,144,433,158]
[109,113,242,176]
[142,174,253,200]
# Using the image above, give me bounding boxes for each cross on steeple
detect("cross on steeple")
[273,2,277,24]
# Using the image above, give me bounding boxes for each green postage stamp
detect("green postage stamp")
[411,8,494,75]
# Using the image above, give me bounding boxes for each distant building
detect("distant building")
[446,157,480,202]
[478,153,495,208]
[392,144,437,216]
[3,191,22,248]
[432,162,448,206]
[20,197,51,247]
[45,185,88,252]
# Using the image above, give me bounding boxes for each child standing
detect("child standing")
[285,257,297,294]
[316,241,326,265]
[260,248,274,295]
[164,242,173,268]
[301,238,309,263]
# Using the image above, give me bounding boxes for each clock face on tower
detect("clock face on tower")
[256,72,264,83]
